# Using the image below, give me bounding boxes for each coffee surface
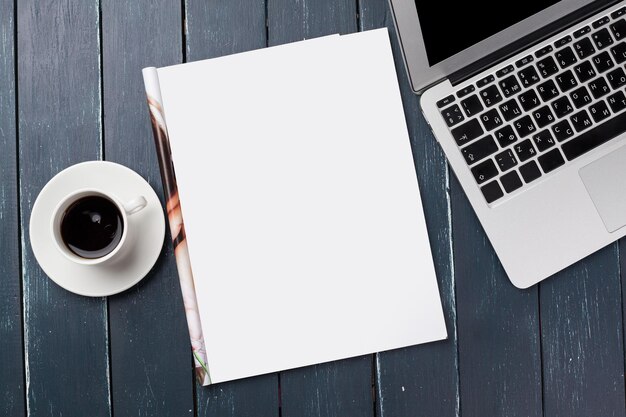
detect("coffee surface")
[60,196,123,259]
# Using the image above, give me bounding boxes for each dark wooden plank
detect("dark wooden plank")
[358,1,460,416]
[540,245,625,417]
[623,237,626,409]
[0,0,25,415]
[199,376,279,417]
[451,175,543,417]
[266,2,374,417]
[280,357,374,417]
[17,0,111,415]
[268,0,357,44]
[186,0,267,60]
[101,1,196,415]
[184,1,279,415]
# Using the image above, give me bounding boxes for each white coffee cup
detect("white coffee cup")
[51,188,147,266]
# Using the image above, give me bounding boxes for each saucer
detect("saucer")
[30,161,166,297]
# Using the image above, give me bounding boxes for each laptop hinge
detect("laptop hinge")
[449,0,622,87]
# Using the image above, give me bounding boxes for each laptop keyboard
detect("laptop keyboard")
[437,6,626,204]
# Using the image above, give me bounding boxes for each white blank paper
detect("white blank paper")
[157,28,447,384]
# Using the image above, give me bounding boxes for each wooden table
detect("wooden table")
[2,1,625,416]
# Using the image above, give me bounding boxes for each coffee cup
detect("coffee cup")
[51,188,147,266]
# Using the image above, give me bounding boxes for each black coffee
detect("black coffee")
[60,196,124,259]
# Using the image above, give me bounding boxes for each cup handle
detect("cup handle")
[124,196,148,215]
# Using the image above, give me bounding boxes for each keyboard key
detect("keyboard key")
[513,115,536,137]
[551,96,574,117]
[555,35,572,48]
[555,46,577,68]
[441,104,464,127]
[519,160,542,183]
[518,66,541,87]
[573,60,596,82]
[535,45,554,58]
[552,119,574,141]
[573,38,595,59]
[611,42,626,64]
[516,55,534,68]
[536,56,559,78]
[592,28,614,49]
[471,159,498,184]
[537,79,559,101]
[500,171,523,193]
[538,148,565,173]
[514,139,537,162]
[607,90,626,113]
[457,85,476,98]
[531,105,555,128]
[479,109,504,131]
[570,109,593,132]
[451,118,484,146]
[499,99,523,121]
[555,70,578,92]
[437,95,455,108]
[498,75,522,97]
[481,180,504,203]
[461,94,484,117]
[477,74,495,87]
[494,125,518,147]
[610,19,626,40]
[518,90,541,111]
[480,85,503,107]
[593,16,610,29]
[495,149,518,172]
[611,7,626,19]
[532,129,556,152]
[461,135,498,165]
[569,86,592,108]
[496,65,515,77]
[589,100,611,122]
[574,26,591,38]
[588,76,610,98]
[606,67,626,88]
[561,110,626,160]
[592,51,614,72]
[610,42,626,63]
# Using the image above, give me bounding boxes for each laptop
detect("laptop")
[390,0,626,288]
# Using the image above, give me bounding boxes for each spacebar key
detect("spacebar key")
[562,111,626,160]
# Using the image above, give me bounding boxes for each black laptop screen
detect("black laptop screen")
[415,0,561,65]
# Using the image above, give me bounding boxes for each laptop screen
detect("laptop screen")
[416,0,562,65]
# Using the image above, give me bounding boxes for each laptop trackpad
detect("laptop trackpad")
[579,144,626,233]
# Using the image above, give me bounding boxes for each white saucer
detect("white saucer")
[30,161,166,297]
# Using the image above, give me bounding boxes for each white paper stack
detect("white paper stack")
[143,28,447,385]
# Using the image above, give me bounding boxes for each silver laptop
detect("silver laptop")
[390,0,626,288]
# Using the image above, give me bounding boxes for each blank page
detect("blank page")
[157,29,447,384]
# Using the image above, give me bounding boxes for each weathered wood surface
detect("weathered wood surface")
[540,245,625,417]
[102,0,195,415]
[17,0,110,416]
[0,0,25,416]
[184,1,280,416]
[4,0,626,416]
[452,179,543,417]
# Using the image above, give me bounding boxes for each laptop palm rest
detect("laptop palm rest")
[579,144,626,233]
